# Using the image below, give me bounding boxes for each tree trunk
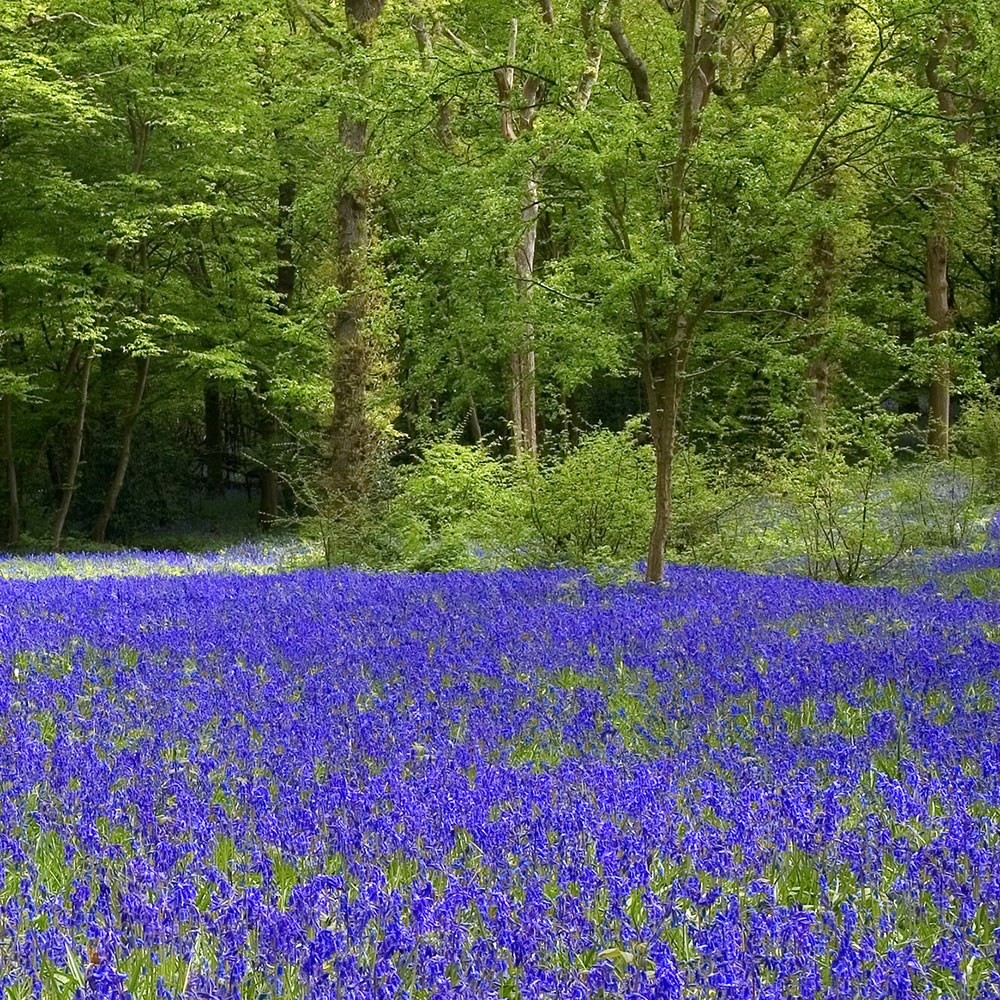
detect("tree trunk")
[577,3,605,109]
[257,390,280,530]
[88,219,151,541]
[46,448,63,506]
[512,166,540,458]
[276,178,296,307]
[989,167,1000,325]
[923,26,968,460]
[330,149,373,499]
[27,340,82,492]
[492,6,607,457]
[467,396,483,444]
[926,229,950,457]
[3,394,18,546]
[329,117,373,498]
[291,3,384,501]
[52,351,92,551]
[328,0,385,499]
[91,356,150,542]
[259,176,296,529]
[805,231,836,420]
[1,288,18,547]
[258,409,280,530]
[805,2,851,432]
[605,0,721,582]
[648,1,717,582]
[494,19,541,458]
[805,206,837,439]
[259,472,280,530]
[644,338,686,583]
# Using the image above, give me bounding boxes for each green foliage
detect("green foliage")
[312,432,655,574]
[887,459,990,551]
[955,395,1000,498]
[2,0,1000,559]
[770,453,906,584]
[304,416,1000,587]
[393,443,519,572]
[763,415,910,584]
[520,430,654,571]
[666,451,764,570]
[398,442,510,535]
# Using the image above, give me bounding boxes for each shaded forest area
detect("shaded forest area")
[2,0,1000,580]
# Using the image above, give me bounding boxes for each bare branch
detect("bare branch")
[496,19,519,141]
[441,27,477,54]
[786,35,892,195]
[410,15,433,65]
[289,0,343,48]
[605,15,651,106]
[577,2,608,109]
[26,10,103,28]
[524,278,594,304]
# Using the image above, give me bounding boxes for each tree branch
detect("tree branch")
[786,36,892,195]
[604,15,651,106]
[26,11,103,28]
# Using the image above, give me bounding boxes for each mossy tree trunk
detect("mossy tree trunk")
[328,0,386,501]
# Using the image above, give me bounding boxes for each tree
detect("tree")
[595,0,726,582]
[326,0,387,501]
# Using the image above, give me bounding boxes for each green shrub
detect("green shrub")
[394,442,522,571]
[519,429,654,571]
[766,448,907,583]
[665,449,763,569]
[297,411,1000,583]
[886,459,988,551]
[398,442,509,533]
[757,413,912,583]
[954,396,1000,499]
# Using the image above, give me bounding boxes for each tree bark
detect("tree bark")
[26,341,82,496]
[926,229,951,457]
[257,384,280,530]
[606,15,651,106]
[467,396,483,444]
[805,3,851,434]
[258,404,281,530]
[89,220,151,541]
[259,176,297,529]
[577,4,605,109]
[494,19,541,457]
[923,25,969,459]
[328,0,385,499]
[451,5,607,458]
[496,1,611,458]
[91,356,150,542]
[276,178,296,307]
[644,333,689,583]
[52,351,92,551]
[329,115,373,497]
[1,288,18,546]
[512,164,540,458]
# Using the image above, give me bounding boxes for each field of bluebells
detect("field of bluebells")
[2,555,1000,999]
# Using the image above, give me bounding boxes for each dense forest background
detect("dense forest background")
[2,0,1000,581]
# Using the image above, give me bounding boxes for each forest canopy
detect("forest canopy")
[2,0,1000,580]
